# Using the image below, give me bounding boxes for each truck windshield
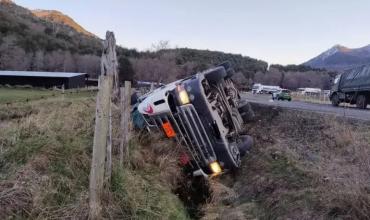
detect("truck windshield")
[334,74,341,84]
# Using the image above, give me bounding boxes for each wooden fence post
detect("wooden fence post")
[105,106,112,184]
[88,75,112,220]
[89,31,117,220]
[119,81,132,167]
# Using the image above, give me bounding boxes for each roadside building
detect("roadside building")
[0,71,87,89]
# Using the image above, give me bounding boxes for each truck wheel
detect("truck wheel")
[237,135,253,157]
[356,94,368,109]
[230,109,243,135]
[331,94,340,107]
[223,142,241,170]
[204,67,227,85]
[238,102,255,123]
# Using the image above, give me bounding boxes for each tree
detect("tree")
[118,56,135,84]
[31,50,44,71]
[151,40,170,52]
[63,51,76,72]
[231,71,249,89]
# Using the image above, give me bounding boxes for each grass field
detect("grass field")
[0,87,57,103]
[0,87,98,104]
[0,87,189,219]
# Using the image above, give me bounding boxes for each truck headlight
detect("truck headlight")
[209,161,222,175]
[177,85,190,105]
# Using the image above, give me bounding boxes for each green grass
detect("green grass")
[0,87,96,104]
[0,87,57,103]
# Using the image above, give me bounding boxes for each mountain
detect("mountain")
[304,44,370,71]
[32,9,95,37]
[0,0,268,83]
[0,0,104,76]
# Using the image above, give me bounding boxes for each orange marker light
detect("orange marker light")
[162,121,176,138]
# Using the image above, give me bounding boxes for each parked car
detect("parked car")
[273,90,292,101]
[330,64,370,109]
[135,62,254,177]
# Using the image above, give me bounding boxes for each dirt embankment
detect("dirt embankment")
[203,103,370,220]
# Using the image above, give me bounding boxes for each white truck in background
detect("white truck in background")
[297,87,322,95]
[252,83,281,94]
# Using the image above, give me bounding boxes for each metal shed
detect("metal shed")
[0,71,87,89]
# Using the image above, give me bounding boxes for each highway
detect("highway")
[242,92,370,121]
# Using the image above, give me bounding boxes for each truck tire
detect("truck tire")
[223,142,241,170]
[356,94,368,109]
[232,108,243,133]
[238,102,255,123]
[331,93,340,107]
[204,67,227,85]
[237,135,253,157]
[217,61,235,78]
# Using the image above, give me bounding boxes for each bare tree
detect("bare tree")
[63,51,76,72]
[75,54,100,76]
[131,51,183,83]
[32,50,44,71]
[151,40,170,51]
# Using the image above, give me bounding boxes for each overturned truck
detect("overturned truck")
[134,62,253,177]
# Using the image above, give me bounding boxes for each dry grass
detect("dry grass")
[0,92,95,219]
[103,133,189,220]
[202,104,370,220]
[0,90,189,220]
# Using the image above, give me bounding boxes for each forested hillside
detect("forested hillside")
[32,9,95,37]
[254,64,337,90]
[0,0,336,89]
[0,1,268,84]
[131,48,268,84]
[0,0,102,75]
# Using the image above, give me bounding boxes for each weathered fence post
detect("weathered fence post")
[88,75,112,220]
[119,81,132,167]
[105,106,112,183]
[89,31,117,220]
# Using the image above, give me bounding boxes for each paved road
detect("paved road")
[242,92,370,121]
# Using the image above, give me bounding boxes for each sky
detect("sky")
[15,0,370,65]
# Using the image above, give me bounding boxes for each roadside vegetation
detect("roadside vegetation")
[0,88,188,219]
[203,104,370,219]
[1,87,369,219]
